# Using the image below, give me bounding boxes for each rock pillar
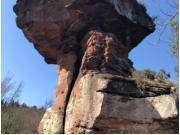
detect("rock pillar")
[38,51,77,134]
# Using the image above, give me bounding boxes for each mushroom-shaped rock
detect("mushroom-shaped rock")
[14,0,155,64]
[13,0,178,134]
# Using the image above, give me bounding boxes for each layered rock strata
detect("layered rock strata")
[14,0,178,134]
[65,73,178,134]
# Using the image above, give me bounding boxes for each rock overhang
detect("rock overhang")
[13,1,179,134]
[13,0,155,64]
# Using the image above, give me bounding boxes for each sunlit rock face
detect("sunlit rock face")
[79,30,134,76]
[13,0,155,64]
[65,73,178,134]
[14,0,178,134]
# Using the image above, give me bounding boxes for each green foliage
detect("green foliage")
[132,69,171,83]
[33,105,37,109]
[132,69,156,81]
[156,69,171,82]
[168,19,179,59]
[174,66,179,77]
[168,19,179,76]
[21,103,27,108]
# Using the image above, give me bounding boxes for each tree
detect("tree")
[156,69,171,82]
[132,69,156,81]
[168,19,179,58]
[138,0,179,76]
[32,105,37,109]
[21,103,27,108]
[168,19,179,76]
[132,68,170,82]
[1,73,24,103]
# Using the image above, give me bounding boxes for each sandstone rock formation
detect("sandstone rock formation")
[65,73,178,134]
[14,0,178,134]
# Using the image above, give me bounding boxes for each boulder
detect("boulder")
[65,73,178,134]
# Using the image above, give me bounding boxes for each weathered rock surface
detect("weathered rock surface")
[38,52,77,133]
[14,0,178,134]
[38,107,64,134]
[65,73,178,133]
[13,0,155,64]
[80,30,134,76]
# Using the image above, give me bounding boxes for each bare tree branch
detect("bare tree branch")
[10,82,24,102]
[1,73,24,103]
[154,6,178,45]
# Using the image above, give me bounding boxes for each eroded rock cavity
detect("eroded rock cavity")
[14,0,178,134]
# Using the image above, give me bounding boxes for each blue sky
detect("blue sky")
[2,0,179,107]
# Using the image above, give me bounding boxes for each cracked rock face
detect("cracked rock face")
[65,73,178,134]
[14,0,178,134]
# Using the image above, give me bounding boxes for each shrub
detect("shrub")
[1,102,45,134]
[132,68,170,82]
[132,69,156,81]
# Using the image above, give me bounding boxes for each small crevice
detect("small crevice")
[62,51,83,134]
[97,89,171,98]
[76,125,100,131]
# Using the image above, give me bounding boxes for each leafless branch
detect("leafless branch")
[1,73,24,102]
[10,82,24,102]
[154,9,178,45]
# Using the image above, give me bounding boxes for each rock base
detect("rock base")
[65,73,178,134]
